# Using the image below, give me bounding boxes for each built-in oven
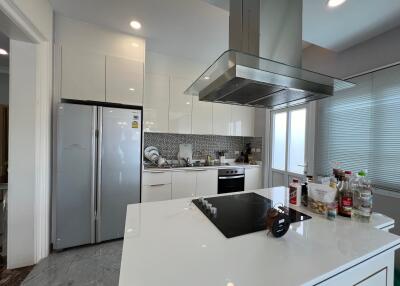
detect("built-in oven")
[218,168,245,194]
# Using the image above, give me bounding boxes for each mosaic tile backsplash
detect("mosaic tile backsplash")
[144,132,263,161]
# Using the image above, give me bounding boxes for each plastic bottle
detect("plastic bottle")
[352,170,373,222]
[289,178,301,206]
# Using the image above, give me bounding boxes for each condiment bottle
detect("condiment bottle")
[338,171,353,217]
[289,178,301,206]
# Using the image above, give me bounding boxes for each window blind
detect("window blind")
[316,64,400,192]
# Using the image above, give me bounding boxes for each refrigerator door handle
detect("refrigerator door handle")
[90,106,97,244]
[96,107,103,242]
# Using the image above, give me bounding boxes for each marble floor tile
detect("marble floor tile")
[22,240,122,286]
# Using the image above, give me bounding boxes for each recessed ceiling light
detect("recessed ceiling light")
[129,88,135,91]
[130,20,142,30]
[204,76,210,80]
[0,49,8,55]
[327,0,346,8]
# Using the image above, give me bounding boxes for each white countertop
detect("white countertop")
[143,163,262,172]
[119,187,400,286]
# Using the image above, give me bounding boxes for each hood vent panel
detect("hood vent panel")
[185,50,354,109]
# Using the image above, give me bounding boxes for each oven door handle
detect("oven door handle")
[218,175,245,180]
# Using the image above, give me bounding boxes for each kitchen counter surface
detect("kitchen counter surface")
[119,187,400,286]
[143,163,262,172]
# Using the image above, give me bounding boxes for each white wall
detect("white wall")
[0,73,8,105]
[7,40,36,268]
[54,14,145,63]
[302,25,400,79]
[2,0,53,269]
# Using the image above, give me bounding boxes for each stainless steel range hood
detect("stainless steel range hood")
[185,0,355,109]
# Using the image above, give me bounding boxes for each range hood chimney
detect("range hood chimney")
[185,0,354,109]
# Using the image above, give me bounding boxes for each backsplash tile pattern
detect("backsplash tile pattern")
[144,132,263,161]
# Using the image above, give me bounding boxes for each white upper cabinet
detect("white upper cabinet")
[61,47,106,102]
[143,73,170,132]
[192,96,212,135]
[169,76,193,134]
[231,105,255,137]
[212,103,231,136]
[106,56,144,105]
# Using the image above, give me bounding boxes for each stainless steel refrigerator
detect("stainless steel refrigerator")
[53,102,142,250]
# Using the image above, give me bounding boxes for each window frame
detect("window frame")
[269,103,315,187]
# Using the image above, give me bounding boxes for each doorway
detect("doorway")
[0,31,8,269]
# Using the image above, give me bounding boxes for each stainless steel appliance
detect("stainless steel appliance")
[53,102,142,250]
[218,168,245,194]
[185,0,355,109]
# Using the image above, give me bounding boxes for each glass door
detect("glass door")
[269,105,311,187]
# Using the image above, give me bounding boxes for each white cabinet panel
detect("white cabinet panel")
[172,171,196,199]
[231,105,255,136]
[196,169,218,196]
[212,103,231,136]
[61,47,105,101]
[142,184,171,203]
[106,56,144,105]
[192,96,212,135]
[143,171,171,186]
[357,269,386,286]
[169,76,192,134]
[245,168,262,190]
[143,73,170,132]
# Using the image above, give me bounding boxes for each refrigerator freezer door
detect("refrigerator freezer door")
[97,107,141,242]
[54,103,97,249]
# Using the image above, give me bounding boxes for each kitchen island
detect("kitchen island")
[119,187,400,286]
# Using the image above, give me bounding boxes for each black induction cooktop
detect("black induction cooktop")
[193,192,311,238]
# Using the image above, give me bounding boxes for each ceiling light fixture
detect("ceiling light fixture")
[0,49,8,55]
[327,0,346,8]
[204,76,210,80]
[130,20,142,30]
[129,88,135,91]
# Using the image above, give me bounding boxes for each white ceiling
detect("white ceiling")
[50,0,400,63]
[303,0,400,52]
[50,0,229,63]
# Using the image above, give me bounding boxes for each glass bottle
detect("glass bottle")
[339,171,353,217]
[352,170,373,222]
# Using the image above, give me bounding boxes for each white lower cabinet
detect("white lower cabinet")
[319,250,392,286]
[245,168,262,190]
[195,169,218,196]
[142,184,171,203]
[142,171,172,202]
[172,171,197,199]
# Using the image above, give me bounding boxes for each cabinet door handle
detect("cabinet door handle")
[148,183,167,187]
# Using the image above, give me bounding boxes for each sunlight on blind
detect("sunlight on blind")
[316,64,400,191]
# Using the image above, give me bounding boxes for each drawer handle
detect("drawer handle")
[148,183,167,187]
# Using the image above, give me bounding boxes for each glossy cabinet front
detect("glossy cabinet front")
[106,56,144,105]
[144,73,170,132]
[192,96,213,135]
[61,47,106,102]
[169,76,193,134]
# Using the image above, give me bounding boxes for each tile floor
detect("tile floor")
[21,240,123,286]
